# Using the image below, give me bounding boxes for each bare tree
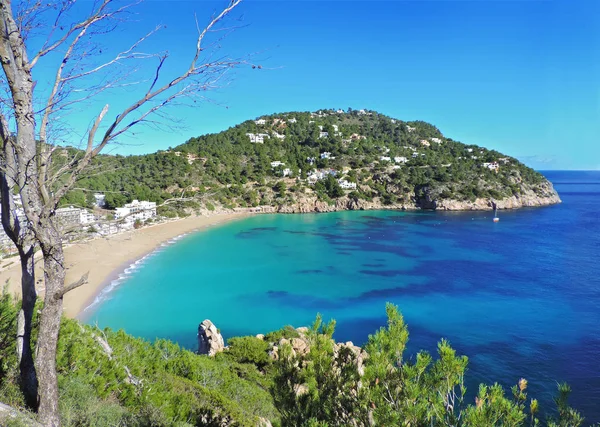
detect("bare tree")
[0,141,38,409]
[0,0,248,425]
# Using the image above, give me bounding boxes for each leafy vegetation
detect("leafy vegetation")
[0,293,588,426]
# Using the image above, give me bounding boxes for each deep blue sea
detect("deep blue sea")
[85,170,600,422]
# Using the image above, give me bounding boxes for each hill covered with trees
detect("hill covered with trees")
[66,109,560,215]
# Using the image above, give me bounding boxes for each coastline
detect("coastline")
[0,211,251,318]
[0,189,561,319]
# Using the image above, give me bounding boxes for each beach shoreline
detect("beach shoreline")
[0,211,251,318]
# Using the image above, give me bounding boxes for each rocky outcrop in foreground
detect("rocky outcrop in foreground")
[197,319,225,356]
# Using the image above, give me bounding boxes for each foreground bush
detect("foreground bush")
[0,293,594,426]
[271,304,589,427]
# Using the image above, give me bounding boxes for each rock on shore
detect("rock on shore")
[197,319,225,356]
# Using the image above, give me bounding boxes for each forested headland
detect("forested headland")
[60,109,560,216]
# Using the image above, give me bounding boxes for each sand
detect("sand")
[0,212,249,318]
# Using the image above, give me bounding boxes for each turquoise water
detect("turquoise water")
[85,171,600,420]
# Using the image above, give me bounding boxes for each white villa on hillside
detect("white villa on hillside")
[406,125,416,132]
[394,156,408,163]
[272,132,286,140]
[420,139,431,147]
[255,119,267,125]
[319,131,329,138]
[431,138,443,144]
[380,156,391,162]
[288,117,297,123]
[115,200,157,227]
[282,168,292,177]
[246,133,270,143]
[483,162,500,171]
[320,152,333,159]
[271,161,285,168]
[338,179,356,190]
[307,169,337,183]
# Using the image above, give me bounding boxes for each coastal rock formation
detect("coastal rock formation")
[271,180,560,214]
[197,319,225,356]
[335,341,368,376]
[263,326,368,379]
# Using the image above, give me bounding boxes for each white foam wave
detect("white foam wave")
[82,232,190,313]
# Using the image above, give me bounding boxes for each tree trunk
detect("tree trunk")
[35,226,65,427]
[18,245,39,410]
[0,168,39,410]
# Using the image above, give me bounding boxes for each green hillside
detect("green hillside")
[66,109,559,214]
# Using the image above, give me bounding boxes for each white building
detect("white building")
[307,169,337,183]
[255,119,267,125]
[320,152,333,159]
[338,179,356,190]
[412,152,419,158]
[93,193,106,208]
[282,168,292,177]
[307,157,316,165]
[406,125,416,132]
[80,210,95,224]
[431,138,443,144]
[394,156,408,163]
[379,156,391,162]
[467,148,474,153]
[288,118,297,123]
[483,162,500,171]
[420,139,431,147]
[246,133,270,143]
[271,161,285,168]
[115,200,157,227]
[319,131,329,138]
[272,132,286,140]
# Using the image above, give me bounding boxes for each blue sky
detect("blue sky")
[32,0,599,170]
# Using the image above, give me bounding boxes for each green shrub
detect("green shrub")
[264,325,300,343]
[225,337,270,368]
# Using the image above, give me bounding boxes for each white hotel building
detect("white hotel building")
[115,200,157,227]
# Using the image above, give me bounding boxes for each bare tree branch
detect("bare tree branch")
[54,272,89,300]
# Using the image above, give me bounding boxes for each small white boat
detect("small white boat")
[492,200,499,222]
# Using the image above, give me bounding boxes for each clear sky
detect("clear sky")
[31,0,599,170]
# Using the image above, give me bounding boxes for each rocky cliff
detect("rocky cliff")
[264,179,561,214]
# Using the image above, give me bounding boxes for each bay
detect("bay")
[85,171,600,421]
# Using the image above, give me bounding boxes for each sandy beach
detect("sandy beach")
[0,212,249,318]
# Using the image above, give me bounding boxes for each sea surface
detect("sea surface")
[85,170,600,421]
